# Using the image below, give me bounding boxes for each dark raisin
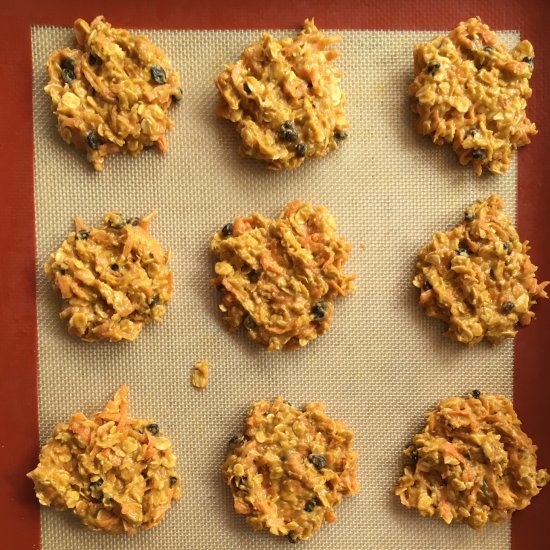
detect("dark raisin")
[110,263,119,271]
[89,479,103,491]
[150,65,167,85]
[149,295,160,308]
[288,532,299,544]
[523,56,534,65]
[503,242,512,254]
[456,248,469,256]
[236,475,248,490]
[243,82,251,94]
[472,389,481,399]
[468,128,478,137]
[86,131,102,150]
[221,223,234,237]
[311,301,328,320]
[464,212,475,222]
[109,216,126,229]
[77,230,89,240]
[472,148,486,160]
[307,454,327,470]
[334,130,348,141]
[243,315,256,331]
[411,448,419,463]
[502,301,515,314]
[426,62,440,75]
[147,423,160,435]
[62,68,76,83]
[280,121,298,142]
[171,87,183,101]
[229,434,245,446]
[483,45,494,53]
[60,58,76,83]
[127,217,140,226]
[60,58,75,72]
[304,497,321,513]
[422,280,432,291]
[169,476,178,487]
[89,53,102,66]
[295,143,307,158]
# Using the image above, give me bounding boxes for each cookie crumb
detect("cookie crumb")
[191,360,209,389]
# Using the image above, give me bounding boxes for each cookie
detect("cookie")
[409,17,536,175]
[215,19,349,169]
[45,16,182,171]
[413,195,548,344]
[223,397,359,542]
[27,386,182,533]
[210,201,355,351]
[45,211,172,342]
[394,392,549,528]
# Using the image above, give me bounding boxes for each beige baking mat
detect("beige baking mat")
[31,25,520,550]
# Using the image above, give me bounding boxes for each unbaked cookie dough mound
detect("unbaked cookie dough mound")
[45,211,173,342]
[223,397,359,542]
[27,386,182,534]
[414,195,548,345]
[409,17,536,176]
[394,392,549,529]
[210,201,356,351]
[45,15,182,171]
[215,19,349,170]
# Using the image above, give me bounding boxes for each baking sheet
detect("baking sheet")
[32,25,519,549]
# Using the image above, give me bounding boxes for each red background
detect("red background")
[1,1,548,548]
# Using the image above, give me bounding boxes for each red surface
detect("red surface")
[0,1,548,548]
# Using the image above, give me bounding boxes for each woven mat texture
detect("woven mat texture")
[31,25,520,550]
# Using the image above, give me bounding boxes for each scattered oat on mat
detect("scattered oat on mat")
[45,211,173,342]
[210,200,356,351]
[191,360,209,389]
[215,19,349,170]
[223,397,359,542]
[414,195,548,345]
[409,16,536,176]
[27,385,182,534]
[394,391,549,529]
[45,15,182,171]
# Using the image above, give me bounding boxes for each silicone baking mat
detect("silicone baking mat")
[30,24,520,550]
[1,2,549,549]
